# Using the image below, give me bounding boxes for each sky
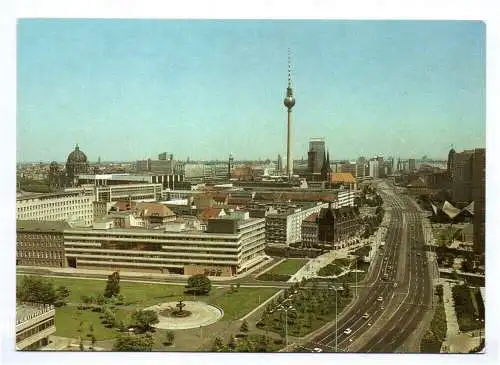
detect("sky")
[17,19,486,163]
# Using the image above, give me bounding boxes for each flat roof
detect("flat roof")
[16,303,53,323]
[17,220,70,232]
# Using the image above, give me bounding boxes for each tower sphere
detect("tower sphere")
[284,95,295,109]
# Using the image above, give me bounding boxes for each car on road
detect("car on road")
[381,306,385,310]
[377,296,383,302]
[417,253,422,256]
[367,322,372,327]
[312,347,323,353]
[393,282,398,288]
[362,313,370,319]
[344,328,352,335]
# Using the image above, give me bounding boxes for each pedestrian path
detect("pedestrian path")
[441,280,461,352]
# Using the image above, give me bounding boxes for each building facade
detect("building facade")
[314,205,362,249]
[16,303,56,350]
[17,191,94,227]
[62,217,266,277]
[265,202,329,245]
[472,148,486,254]
[16,220,68,268]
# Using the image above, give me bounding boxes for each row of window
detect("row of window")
[17,251,63,259]
[17,199,91,211]
[16,318,55,343]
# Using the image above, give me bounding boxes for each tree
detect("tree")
[342,283,350,298]
[228,335,236,351]
[164,331,175,346]
[54,286,70,307]
[132,310,159,332]
[240,320,249,333]
[212,337,225,352]
[17,276,57,304]
[185,274,211,295]
[113,333,153,351]
[104,271,120,298]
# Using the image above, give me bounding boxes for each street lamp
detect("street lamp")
[277,303,295,349]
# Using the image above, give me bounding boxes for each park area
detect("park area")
[452,284,484,332]
[257,258,308,281]
[17,274,279,350]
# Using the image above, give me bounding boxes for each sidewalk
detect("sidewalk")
[441,280,461,352]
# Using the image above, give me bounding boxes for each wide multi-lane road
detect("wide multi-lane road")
[303,181,434,353]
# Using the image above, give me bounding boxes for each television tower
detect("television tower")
[283,49,296,179]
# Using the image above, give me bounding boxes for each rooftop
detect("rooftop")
[17,220,70,232]
[16,303,54,324]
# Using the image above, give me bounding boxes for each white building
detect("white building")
[266,202,329,245]
[17,191,94,227]
[63,216,266,277]
[333,189,356,208]
[369,159,380,178]
[66,183,163,203]
[16,303,56,350]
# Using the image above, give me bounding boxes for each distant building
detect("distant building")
[368,159,379,178]
[472,148,485,254]
[16,303,56,350]
[308,138,326,174]
[408,158,416,172]
[70,183,163,203]
[77,173,184,190]
[16,191,94,227]
[65,144,90,187]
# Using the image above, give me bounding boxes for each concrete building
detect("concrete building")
[17,191,94,227]
[472,148,485,254]
[17,220,69,268]
[307,205,362,249]
[265,202,329,245]
[62,216,266,277]
[368,159,379,178]
[16,303,56,350]
[90,183,163,203]
[77,173,184,190]
[408,158,416,172]
[136,157,185,176]
[308,138,326,174]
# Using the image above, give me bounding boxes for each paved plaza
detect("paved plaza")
[146,301,224,330]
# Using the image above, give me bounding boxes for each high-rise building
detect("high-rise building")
[472,148,485,254]
[369,159,379,178]
[408,158,416,172]
[283,50,296,178]
[277,154,283,173]
[308,138,326,174]
[451,150,475,204]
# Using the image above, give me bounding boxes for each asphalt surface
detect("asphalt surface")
[303,181,433,353]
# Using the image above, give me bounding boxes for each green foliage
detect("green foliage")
[212,337,225,352]
[131,310,159,332]
[113,333,153,351]
[420,288,447,353]
[256,273,291,281]
[240,320,249,333]
[452,285,484,332]
[164,330,175,345]
[17,276,57,304]
[104,272,120,298]
[54,286,71,307]
[185,274,211,295]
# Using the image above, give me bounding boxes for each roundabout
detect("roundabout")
[145,300,224,330]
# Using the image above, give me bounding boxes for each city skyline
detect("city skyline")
[17,20,485,163]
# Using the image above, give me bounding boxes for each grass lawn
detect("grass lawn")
[420,288,447,353]
[54,305,122,341]
[208,287,279,320]
[19,275,279,340]
[266,259,309,276]
[453,285,484,332]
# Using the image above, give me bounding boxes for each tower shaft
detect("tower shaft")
[287,109,293,178]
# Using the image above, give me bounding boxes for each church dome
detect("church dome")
[67,144,88,163]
